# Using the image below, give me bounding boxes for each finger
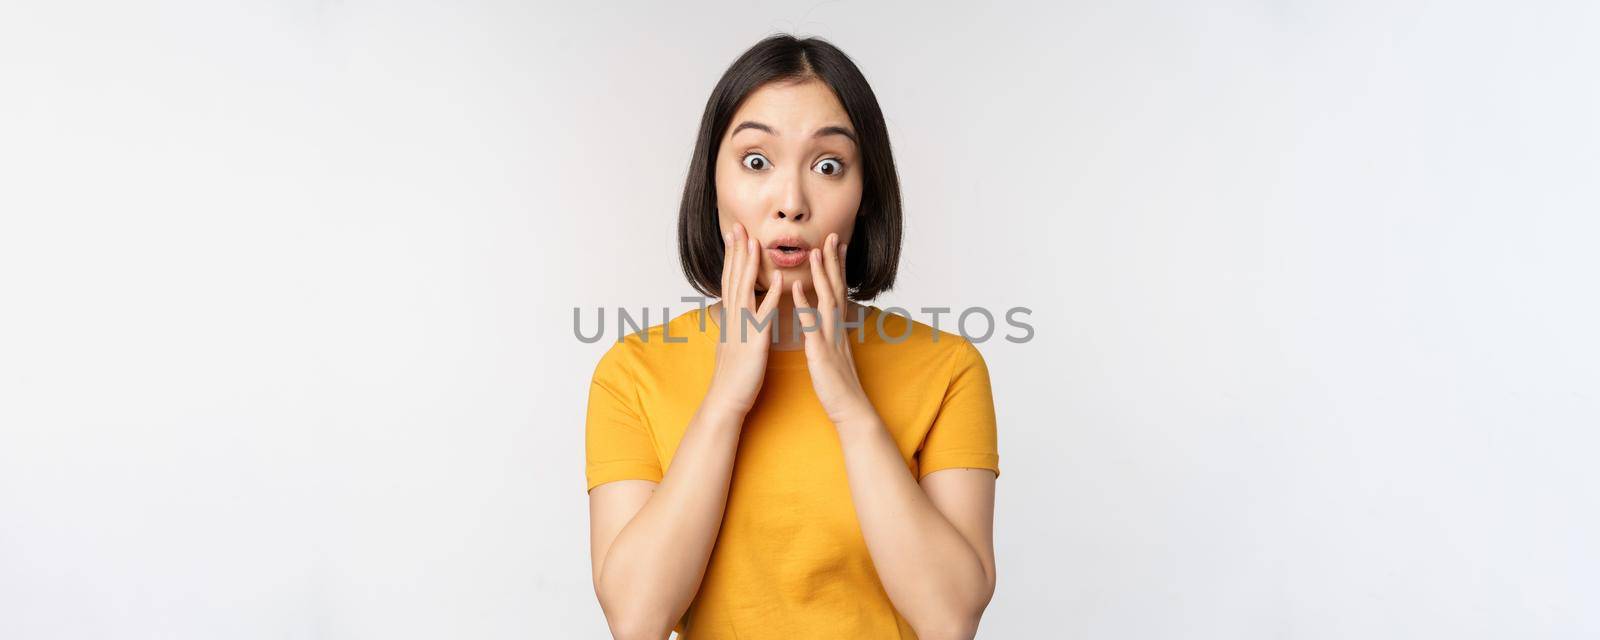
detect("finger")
[791,279,821,343]
[741,233,760,309]
[823,233,845,308]
[730,236,754,341]
[720,230,733,300]
[840,242,849,296]
[808,247,835,344]
[759,269,783,325]
[728,223,746,302]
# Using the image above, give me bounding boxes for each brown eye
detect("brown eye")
[813,158,844,176]
[741,153,770,171]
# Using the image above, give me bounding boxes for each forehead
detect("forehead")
[725,79,851,136]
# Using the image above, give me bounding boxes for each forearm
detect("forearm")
[834,412,993,639]
[595,397,745,637]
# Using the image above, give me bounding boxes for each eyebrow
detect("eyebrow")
[729,120,858,147]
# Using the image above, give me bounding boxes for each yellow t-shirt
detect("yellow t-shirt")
[585,304,1000,639]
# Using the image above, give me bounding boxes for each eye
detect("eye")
[741,152,770,171]
[813,158,845,176]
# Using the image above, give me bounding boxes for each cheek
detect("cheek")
[713,172,763,233]
[716,205,765,239]
[713,161,768,216]
[814,188,863,240]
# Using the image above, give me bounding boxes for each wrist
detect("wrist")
[700,387,753,420]
[830,400,881,435]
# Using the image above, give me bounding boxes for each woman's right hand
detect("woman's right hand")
[705,222,784,416]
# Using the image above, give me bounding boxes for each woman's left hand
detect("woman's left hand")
[791,232,875,426]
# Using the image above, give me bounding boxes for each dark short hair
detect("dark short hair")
[677,34,903,301]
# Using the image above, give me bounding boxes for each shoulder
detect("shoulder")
[861,306,987,375]
[590,307,706,379]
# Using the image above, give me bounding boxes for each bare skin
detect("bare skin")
[588,78,997,640]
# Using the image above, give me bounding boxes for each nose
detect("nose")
[772,167,808,222]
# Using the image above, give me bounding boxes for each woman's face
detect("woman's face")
[714,78,863,296]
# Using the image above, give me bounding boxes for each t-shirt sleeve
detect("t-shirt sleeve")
[585,342,664,493]
[917,339,1001,480]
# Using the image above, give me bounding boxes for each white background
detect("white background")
[2,1,1597,638]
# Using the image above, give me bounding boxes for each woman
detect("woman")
[586,34,1000,640]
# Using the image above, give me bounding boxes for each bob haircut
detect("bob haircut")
[677,34,903,301]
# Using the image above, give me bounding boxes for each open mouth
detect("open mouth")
[766,237,812,268]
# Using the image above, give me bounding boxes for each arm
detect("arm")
[788,234,998,638]
[588,399,747,640]
[834,415,998,640]
[588,221,782,639]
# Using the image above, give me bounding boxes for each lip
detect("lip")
[765,235,813,269]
